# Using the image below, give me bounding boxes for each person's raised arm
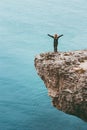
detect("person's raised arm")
[58,34,63,38]
[48,34,54,38]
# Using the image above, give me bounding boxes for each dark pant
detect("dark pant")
[54,43,58,52]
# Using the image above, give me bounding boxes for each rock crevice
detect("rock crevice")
[34,50,87,122]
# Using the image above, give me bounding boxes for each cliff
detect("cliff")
[34,50,87,122]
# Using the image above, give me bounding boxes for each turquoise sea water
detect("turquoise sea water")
[0,0,87,130]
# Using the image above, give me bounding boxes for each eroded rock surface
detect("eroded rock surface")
[34,50,87,122]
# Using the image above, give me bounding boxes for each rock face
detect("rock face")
[34,50,87,122]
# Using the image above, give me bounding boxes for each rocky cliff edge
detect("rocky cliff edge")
[34,50,87,122]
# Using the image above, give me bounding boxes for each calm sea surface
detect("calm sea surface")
[0,0,87,130]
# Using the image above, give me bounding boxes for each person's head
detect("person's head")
[54,34,58,38]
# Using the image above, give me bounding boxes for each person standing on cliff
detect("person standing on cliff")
[48,34,63,52]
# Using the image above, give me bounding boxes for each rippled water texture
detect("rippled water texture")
[0,0,87,130]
